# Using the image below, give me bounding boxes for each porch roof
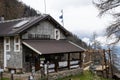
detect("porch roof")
[22,40,85,55]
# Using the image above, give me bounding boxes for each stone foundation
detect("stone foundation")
[4,68,23,74]
[3,73,41,80]
[48,68,83,80]
[2,68,83,80]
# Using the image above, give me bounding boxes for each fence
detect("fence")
[48,60,80,73]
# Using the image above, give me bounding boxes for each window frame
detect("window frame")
[54,29,60,40]
[14,36,20,52]
[4,37,10,52]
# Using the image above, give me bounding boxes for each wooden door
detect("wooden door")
[35,56,40,71]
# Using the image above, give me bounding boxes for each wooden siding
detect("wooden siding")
[22,21,66,39]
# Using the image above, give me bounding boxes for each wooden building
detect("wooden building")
[0,14,85,73]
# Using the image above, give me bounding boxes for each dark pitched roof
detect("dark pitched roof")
[0,19,22,36]
[22,40,85,54]
[0,14,70,36]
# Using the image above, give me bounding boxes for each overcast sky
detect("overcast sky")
[20,0,113,40]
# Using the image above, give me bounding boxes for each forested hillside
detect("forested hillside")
[0,0,39,20]
[67,33,89,49]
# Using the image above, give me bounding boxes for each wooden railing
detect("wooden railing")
[83,61,92,68]
[48,60,80,73]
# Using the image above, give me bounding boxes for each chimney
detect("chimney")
[0,15,4,21]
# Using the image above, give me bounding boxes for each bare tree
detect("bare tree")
[94,0,120,43]
[91,32,102,50]
[90,32,103,65]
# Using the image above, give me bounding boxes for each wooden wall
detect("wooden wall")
[22,21,66,40]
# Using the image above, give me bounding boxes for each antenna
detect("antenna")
[44,0,46,13]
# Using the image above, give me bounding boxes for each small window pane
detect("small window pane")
[6,38,9,43]
[55,29,60,40]
[16,45,19,50]
[14,36,20,52]
[6,45,9,50]
[56,30,58,34]
[56,35,58,39]
[15,37,19,43]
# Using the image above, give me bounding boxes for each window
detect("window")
[4,37,10,52]
[28,34,50,39]
[14,36,20,52]
[6,45,9,50]
[15,37,19,43]
[6,38,9,43]
[54,29,60,40]
[16,45,19,50]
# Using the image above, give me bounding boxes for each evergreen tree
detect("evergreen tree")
[0,0,39,20]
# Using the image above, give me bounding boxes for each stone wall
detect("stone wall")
[3,73,41,80]
[6,36,23,69]
[48,68,83,80]
[2,68,83,80]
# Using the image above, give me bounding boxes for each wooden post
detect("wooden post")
[55,56,58,72]
[108,48,113,78]
[0,72,3,80]
[103,49,108,78]
[89,51,92,62]
[101,50,104,77]
[11,70,15,80]
[0,68,3,80]
[68,53,70,69]
[11,74,13,80]
[55,61,58,72]
[79,52,82,68]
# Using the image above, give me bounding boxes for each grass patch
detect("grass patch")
[1,78,9,80]
[1,77,21,80]
[56,71,110,80]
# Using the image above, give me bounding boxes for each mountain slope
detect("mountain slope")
[0,0,39,20]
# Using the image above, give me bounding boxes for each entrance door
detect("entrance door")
[35,56,40,71]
